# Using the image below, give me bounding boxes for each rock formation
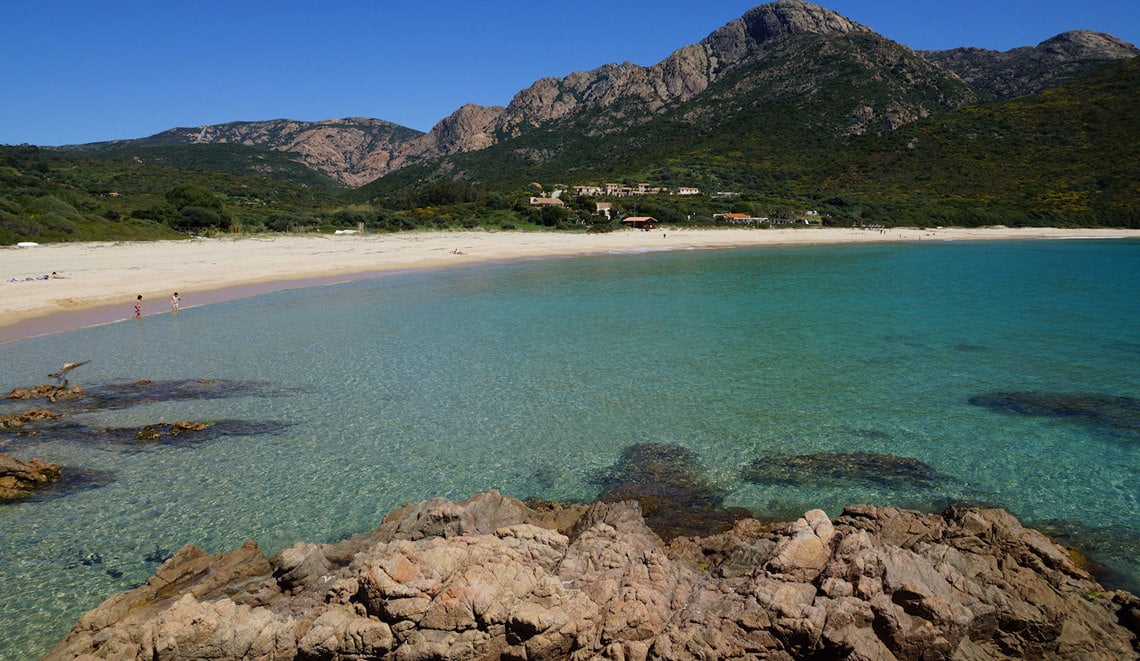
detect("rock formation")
[45,490,1139,659]
[0,452,61,500]
[7,383,84,403]
[921,30,1140,99]
[0,407,64,430]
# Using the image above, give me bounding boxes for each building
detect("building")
[622,216,658,230]
[676,187,701,196]
[713,213,768,224]
[529,197,565,207]
[595,202,613,219]
[574,185,604,197]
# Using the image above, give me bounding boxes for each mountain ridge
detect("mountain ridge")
[921,29,1140,99]
[57,1,1138,188]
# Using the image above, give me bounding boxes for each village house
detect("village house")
[621,216,658,230]
[529,196,565,207]
[574,182,690,198]
[713,213,768,225]
[676,187,701,196]
[595,202,613,219]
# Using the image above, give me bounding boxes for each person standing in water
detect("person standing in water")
[170,292,181,312]
[133,295,142,319]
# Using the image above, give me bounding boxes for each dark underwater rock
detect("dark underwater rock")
[742,451,948,489]
[592,443,749,540]
[58,378,287,412]
[1,418,292,451]
[968,391,1140,439]
[1032,518,1140,595]
[87,419,292,448]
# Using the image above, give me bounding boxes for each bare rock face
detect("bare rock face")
[390,103,505,169]
[734,0,869,43]
[44,490,1139,659]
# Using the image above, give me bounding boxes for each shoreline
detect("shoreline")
[3,226,1136,343]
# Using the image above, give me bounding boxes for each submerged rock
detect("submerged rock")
[969,391,1140,439]
[115,420,211,443]
[1033,518,1140,595]
[45,491,1140,660]
[592,443,750,539]
[5,378,285,415]
[742,451,948,489]
[0,452,61,500]
[1,419,291,451]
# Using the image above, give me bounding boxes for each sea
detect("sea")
[1,237,1138,658]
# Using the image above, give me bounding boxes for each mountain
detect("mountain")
[921,30,1140,99]
[69,117,423,188]
[381,0,975,181]
[359,1,983,194]
[70,1,1137,190]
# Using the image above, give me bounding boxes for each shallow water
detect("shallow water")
[1,238,1138,658]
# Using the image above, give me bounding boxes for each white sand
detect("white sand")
[2,226,1136,342]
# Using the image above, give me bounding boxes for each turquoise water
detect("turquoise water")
[1,238,1138,658]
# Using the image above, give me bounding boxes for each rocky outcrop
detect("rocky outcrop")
[921,30,1140,99]
[0,407,63,429]
[7,383,83,403]
[0,452,61,500]
[45,491,1139,660]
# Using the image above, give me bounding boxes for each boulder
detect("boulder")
[0,452,61,500]
[45,490,1140,660]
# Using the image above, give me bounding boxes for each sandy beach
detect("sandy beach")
[2,226,1136,343]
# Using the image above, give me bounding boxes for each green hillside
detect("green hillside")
[0,145,343,244]
[363,55,1139,228]
[806,57,1140,226]
[76,143,348,193]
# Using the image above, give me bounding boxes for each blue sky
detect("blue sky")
[2,1,1137,146]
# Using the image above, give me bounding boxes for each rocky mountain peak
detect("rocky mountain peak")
[1037,30,1140,59]
[738,0,870,42]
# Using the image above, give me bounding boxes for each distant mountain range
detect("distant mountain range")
[64,1,1138,189]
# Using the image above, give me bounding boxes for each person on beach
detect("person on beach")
[133,295,142,319]
[171,292,180,311]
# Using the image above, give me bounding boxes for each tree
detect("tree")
[165,184,225,212]
[539,204,569,227]
[175,206,224,231]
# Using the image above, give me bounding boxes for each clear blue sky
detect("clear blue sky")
[2,1,1137,146]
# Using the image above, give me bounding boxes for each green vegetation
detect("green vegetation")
[2,55,1137,245]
